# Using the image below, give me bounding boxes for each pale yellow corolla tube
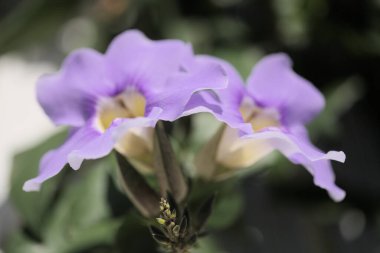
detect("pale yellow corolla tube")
[96,89,154,174]
[195,98,281,180]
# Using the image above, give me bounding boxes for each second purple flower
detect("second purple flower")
[195,53,346,201]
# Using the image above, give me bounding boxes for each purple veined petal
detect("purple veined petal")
[241,129,345,164]
[246,53,325,125]
[37,48,115,127]
[105,30,193,94]
[181,91,223,117]
[298,159,346,202]
[23,126,101,192]
[23,108,162,192]
[189,56,258,135]
[181,92,253,135]
[241,126,345,200]
[287,125,346,201]
[194,55,246,108]
[67,107,162,170]
[147,59,229,121]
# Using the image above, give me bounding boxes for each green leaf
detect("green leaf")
[153,122,188,203]
[115,151,160,218]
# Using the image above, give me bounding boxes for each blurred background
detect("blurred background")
[0,0,380,252]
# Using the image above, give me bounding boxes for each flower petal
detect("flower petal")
[246,53,325,125]
[23,107,162,192]
[67,107,162,170]
[195,55,246,108]
[181,92,253,135]
[147,59,229,121]
[183,56,253,135]
[240,126,345,200]
[37,49,114,127]
[23,126,101,191]
[105,30,193,94]
[300,159,346,202]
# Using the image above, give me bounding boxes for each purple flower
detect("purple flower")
[23,30,227,191]
[196,53,346,201]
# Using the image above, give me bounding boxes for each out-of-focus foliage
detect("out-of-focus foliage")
[9,131,67,234]
[1,0,380,252]
[6,133,120,253]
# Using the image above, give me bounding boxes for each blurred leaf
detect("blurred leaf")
[4,232,50,253]
[61,220,120,253]
[273,0,311,47]
[309,77,363,138]
[164,18,214,53]
[41,158,118,252]
[9,130,67,234]
[115,212,157,253]
[194,194,216,231]
[192,237,227,253]
[207,188,243,230]
[213,47,264,79]
[0,0,78,53]
[188,180,243,230]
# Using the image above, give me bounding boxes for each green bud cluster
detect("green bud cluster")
[150,194,215,253]
[153,198,192,252]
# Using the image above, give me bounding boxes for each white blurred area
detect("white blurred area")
[0,17,98,207]
[0,54,57,205]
